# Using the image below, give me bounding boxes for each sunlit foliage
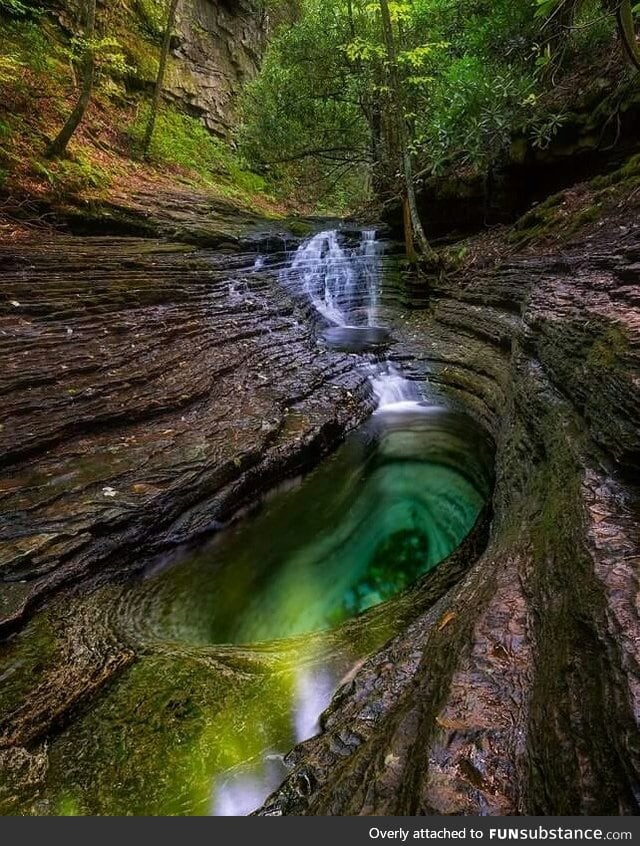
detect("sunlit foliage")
[240,0,628,210]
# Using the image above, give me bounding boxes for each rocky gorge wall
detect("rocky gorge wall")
[52,0,287,138]
[164,0,267,136]
[257,214,640,815]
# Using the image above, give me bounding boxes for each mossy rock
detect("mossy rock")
[120,30,159,85]
[587,325,629,370]
[287,219,313,238]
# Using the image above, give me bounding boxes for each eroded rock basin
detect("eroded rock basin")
[2,219,638,817]
[0,400,494,815]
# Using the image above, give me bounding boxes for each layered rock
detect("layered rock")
[166,0,267,136]
[0,195,638,816]
[0,227,372,634]
[258,220,640,815]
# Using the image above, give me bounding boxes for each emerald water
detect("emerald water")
[12,398,491,817]
[0,230,494,816]
[126,404,492,647]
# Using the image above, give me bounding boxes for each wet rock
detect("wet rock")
[321,326,391,353]
[0,234,373,632]
[257,222,640,816]
[1,213,638,817]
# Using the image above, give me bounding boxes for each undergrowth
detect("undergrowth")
[0,9,282,216]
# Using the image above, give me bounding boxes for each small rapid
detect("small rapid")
[370,362,424,413]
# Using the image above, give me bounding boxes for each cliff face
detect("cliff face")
[165,0,267,137]
[54,0,276,139]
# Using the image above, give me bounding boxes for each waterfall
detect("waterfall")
[370,363,423,413]
[360,229,379,326]
[282,229,424,414]
[281,229,382,327]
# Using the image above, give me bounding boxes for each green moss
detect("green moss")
[508,191,567,244]
[119,30,159,83]
[32,154,110,199]
[0,613,57,716]
[564,202,602,233]
[165,58,199,95]
[127,103,271,204]
[590,153,640,190]
[587,325,629,370]
[134,0,165,39]
[0,19,55,75]
[510,136,528,164]
[287,219,313,237]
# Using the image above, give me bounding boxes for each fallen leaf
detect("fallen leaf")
[436,715,464,731]
[438,611,457,631]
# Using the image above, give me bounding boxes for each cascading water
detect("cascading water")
[370,363,424,413]
[281,229,382,327]
[284,229,423,410]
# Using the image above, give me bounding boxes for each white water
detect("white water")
[282,229,426,415]
[212,664,338,817]
[370,363,424,413]
[281,229,382,327]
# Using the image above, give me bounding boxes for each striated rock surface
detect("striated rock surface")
[166,0,268,136]
[0,231,372,635]
[0,203,638,816]
[258,222,640,815]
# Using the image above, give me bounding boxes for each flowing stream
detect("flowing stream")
[0,228,494,816]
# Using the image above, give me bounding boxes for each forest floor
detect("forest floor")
[0,19,298,242]
[440,152,640,275]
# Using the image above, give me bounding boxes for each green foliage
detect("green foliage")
[0,115,13,179]
[419,56,534,172]
[239,0,545,204]
[0,19,55,75]
[135,0,166,39]
[0,54,23,85]
[32,154,110,198]
[128,104,269,197]
[0,0,30,17]
[529,111,567,149]
[64,34,133,78]
[534,0,617,57]
[535,0,561,19]
[118,29,159,82]
[241,0,625,207]
[238,0,376,209]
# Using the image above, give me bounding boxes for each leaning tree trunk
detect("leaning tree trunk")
[46,0,96,159]
[378,0,438,265]
[614,0,640,70]
[142,0,180,159]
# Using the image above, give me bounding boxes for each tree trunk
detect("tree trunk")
[142,0,180,159]
[615,0,640,70]
[403,195,417,263]
[378,0,438,264]
[46,0,96,159]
